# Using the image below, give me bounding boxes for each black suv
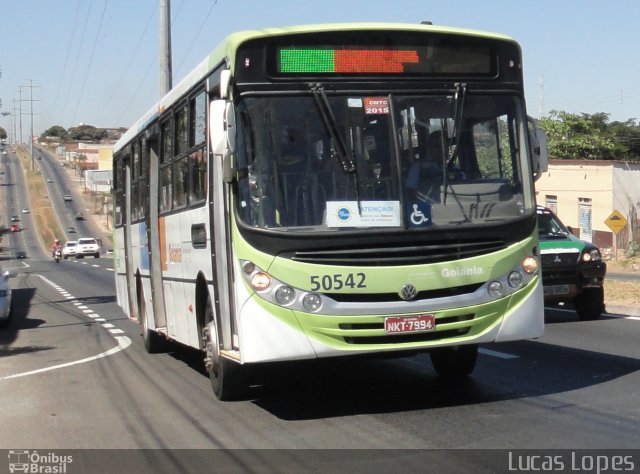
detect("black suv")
[538,206,607,320]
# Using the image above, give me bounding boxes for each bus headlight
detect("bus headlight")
[302,293,323,312]
[488,281,505,298]
[522,256,538,274]
[275,285,296,305]
[250,272,271,292]
[507,271,524,289]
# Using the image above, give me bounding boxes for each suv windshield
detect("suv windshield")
[235,93,534,232]
[537,208,571,239]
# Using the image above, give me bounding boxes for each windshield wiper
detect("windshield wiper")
[310,83,364,215]
[310,83,355,172]
[442,83,470,224]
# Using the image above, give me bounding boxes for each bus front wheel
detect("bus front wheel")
[430,344,478,378]
[203,297,245,401]
[140,288,168,353]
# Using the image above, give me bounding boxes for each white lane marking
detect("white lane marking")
[95,318,106,322]
[0,336,132,381]
[82,309,94,314]
[109,329,125,335]
[479,348,519,360]
[78,305,88,309]
[102,323,115,329]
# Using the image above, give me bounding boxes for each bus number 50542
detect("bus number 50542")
[310,273,366,291]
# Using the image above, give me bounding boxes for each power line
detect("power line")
[71,0,109,124]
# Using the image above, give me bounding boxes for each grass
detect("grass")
[605,280,640,307]
[16,147,65,252]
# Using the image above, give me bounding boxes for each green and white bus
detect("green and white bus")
[113,22,548,400]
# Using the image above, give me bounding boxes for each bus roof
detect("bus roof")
[114,22,515,153]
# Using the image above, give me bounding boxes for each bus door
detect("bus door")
[209,94,238,353]
[145,134,168,331]
[122,154,137,320]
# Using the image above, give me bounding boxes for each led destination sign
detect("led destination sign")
[275,43,493,76]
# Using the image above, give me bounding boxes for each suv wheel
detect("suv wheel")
[575,287,604,321]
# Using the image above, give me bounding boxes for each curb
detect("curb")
[605,305,640,318]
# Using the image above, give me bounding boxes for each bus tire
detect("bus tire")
[575,287,604,321]
[430,344,478,378]
[203,297,245,401]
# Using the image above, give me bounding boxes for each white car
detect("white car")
[62,241,77,259]
[75,238,100,259]
[0,269,17,328]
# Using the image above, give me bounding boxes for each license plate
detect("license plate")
[384,314,436,334]
[544,285,570,296]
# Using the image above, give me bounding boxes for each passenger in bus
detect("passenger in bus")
[405,131,445,202]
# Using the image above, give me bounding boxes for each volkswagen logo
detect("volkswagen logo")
[554,255,562,263]
[399,284,418,301]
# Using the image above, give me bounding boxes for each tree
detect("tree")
[609,119,640,161]
[67,124,107,142]
[0,127,6,140]
[40,125,69,141]
[539,110,620,160]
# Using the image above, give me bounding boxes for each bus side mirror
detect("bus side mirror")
[527,117,548,181]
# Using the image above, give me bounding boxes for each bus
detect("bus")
[112,22,548,400]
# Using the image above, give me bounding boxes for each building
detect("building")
[535,160,640,251]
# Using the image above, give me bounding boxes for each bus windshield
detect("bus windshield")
[235,92,534,231]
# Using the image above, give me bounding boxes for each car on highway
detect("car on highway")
[22,207,30,214]
[62,241,77,259]
[538,206,607,320]
[63,192,72,202]
[75,212,84,221]
[10,224,20,232]
[16,251,27,259]
[0,268,16,328]
[75,237,100,259]
[10,215,19,222]
[46,178,54,183]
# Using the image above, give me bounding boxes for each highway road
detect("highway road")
[1,148,640,472]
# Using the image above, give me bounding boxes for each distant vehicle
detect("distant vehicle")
[62,241,77,259]
[538,206,606,320]
[21,208,29,214]
[63,193,72,202]
[0,268,17,328]
[75,212,84,221]
[1,151,6,156]
[75,237,100,258]
[16,251,27,259]
[10,215,19,222]
[46,178,54,183]
[67,226,76,234]
[10,224,20,232]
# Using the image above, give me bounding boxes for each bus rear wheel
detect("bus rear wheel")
[203,297,245,401]
[430,344,478,378]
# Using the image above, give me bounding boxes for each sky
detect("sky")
[1,0,640,139]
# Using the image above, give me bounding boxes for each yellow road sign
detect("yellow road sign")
[605,210,628,233]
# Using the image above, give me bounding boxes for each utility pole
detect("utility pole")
[159,0,173,95]
[21,80,42,170]
[17,88,23,145]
